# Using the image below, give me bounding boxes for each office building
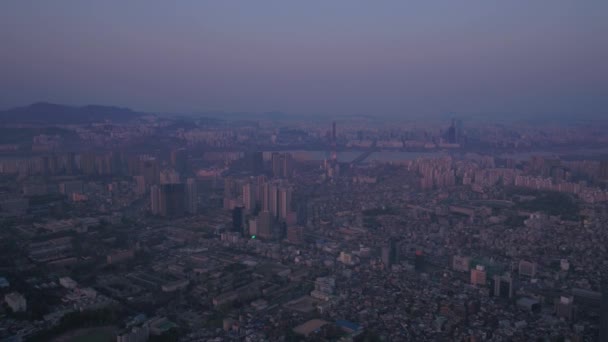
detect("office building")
[452,255,471,272]
[381,239,398,269]
[470,265,487,286]
[493,274,514,299]
[519,260,537,277]
[555,296,575,320]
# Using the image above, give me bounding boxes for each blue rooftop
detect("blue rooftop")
[0,277,9,288]
[336,319,361,332]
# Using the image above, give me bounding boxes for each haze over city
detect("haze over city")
[1,1,608,342]
[1,1,607,118]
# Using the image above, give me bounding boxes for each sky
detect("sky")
[1,1,607,118]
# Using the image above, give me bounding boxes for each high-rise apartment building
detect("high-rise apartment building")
[159,183,185,217]
[170,148,188,174]
[186,178,197,214]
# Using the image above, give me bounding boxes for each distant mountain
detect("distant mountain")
[0,102,144,124]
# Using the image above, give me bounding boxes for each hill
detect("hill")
[0,102,144,124]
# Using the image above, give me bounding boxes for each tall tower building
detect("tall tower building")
[80,153,97,175]
[278,186,292,220]
[170,148,188,174]
[271,152,282,178]
[332,121,336,142]
[242,183,255,212]
[150,185,161,215]
[271,153,293,179]
[159,183,186,217]
[268,183,279,219]
[140,157,160,185]
[186,178,198,214]
[600,161,608,180]
[282,153,293,179]
[257,211,273,239]
[232,206,244,233]
[244,151,264,175]
[382,238,397,269]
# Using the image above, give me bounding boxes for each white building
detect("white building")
[5,292,26,312]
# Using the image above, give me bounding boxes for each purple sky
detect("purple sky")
[1,1,607,118]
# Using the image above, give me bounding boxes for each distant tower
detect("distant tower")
[332,121,336,142]
[331,121,337,162]
[242,182,255,212]
[232,206,244,233]
[186,178,198,214]
[493,274,514,298]
[150,185,161,215]
[600,161,608,180]
[170,148,188,174]
[381,239,398,269]
[159,183,186,217]
[278,186,292,220]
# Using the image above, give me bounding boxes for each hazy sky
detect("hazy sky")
[1,1,607,118]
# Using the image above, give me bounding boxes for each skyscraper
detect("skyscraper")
[150,185,161,215]
[278,186,292,220]
[493,274,514,299]
[332,121,336,142]
[244,151,264,175]
[271,152,282,178]
[242,183,255,212]
[232,206,244,233]
[140,157,160,185]
[257,211,272,239]
[159,183,186,217]
[170,148,188,174]
[271,153,293,179]
[381,239,398,269]
[268,183,279,219]
[600,161,608,180]
[186,178,198,214]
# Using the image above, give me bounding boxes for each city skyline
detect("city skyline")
[1,2,608,341]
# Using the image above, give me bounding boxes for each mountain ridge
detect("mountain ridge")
[0,102,144,124]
